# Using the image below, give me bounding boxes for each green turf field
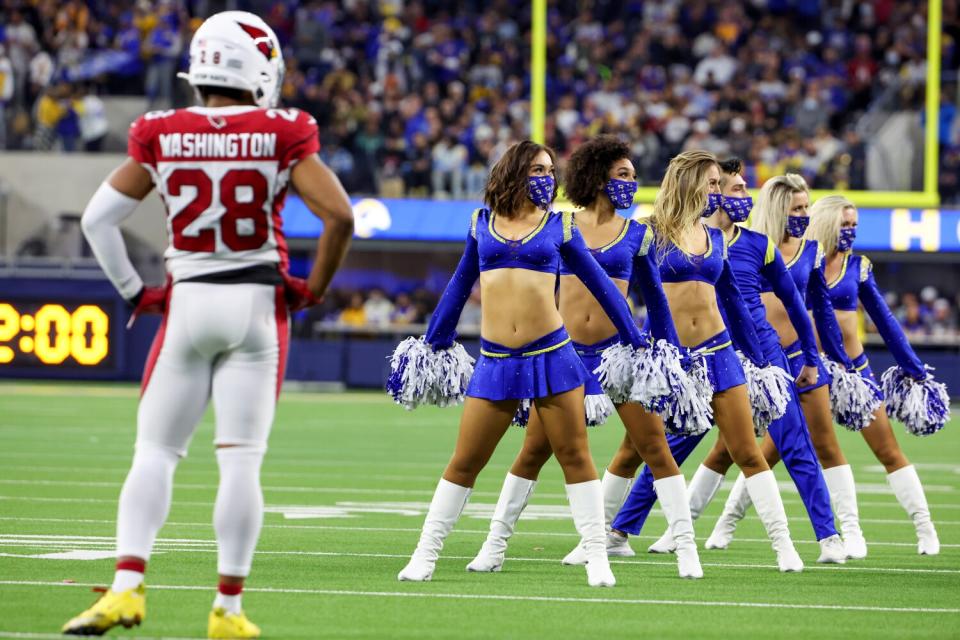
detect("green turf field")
[0,382,957,639]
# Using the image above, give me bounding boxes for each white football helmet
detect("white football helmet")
[178,11,283,108]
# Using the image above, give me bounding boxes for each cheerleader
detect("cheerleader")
[703,175,879,558]
[465,136,704,579]
[613,160,847,568]
[801,196,947,555]
[389,141,654,587]
[579,150,804,571]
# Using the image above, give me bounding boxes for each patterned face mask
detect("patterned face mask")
[786,215,810,238]
[837,227,857,251]
[527,175,555,209]
[605,178,639,210]
[701,192,723,218]
[721,195,753,222]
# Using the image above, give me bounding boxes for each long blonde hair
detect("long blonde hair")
[751,174,809,241]
[806,195,854,256]
[651,150,718,253]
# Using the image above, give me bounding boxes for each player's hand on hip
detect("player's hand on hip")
[795,365,819,388]
[281,272,322,312]
[126,277,171,327]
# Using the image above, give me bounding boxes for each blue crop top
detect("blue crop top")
[652,225,768,366]
[727,227,819,368]
[476,208,561,274]
[557,216,679,345]
[424,209,647,351]
[759,239,852,369]
[827,252,925,378]
[657,225,725,284]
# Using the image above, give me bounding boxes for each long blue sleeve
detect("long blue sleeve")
[807,261,854,369]
[631,251,680,345]
[716,260,768,366]
[761,250,819,367]
[857,258,925,379]
[424,233,480,350]
[560,225,645,349]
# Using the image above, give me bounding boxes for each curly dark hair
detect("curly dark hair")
[565,135,632,208]
[484,140,558,217]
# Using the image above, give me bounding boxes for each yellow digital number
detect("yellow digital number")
[0,302,19,364]
[34,304,72,365]
[71,305,110,365]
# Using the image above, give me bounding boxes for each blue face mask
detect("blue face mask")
[701,192,723,218]
[786,215,810,238]
[721,195,753,222]
[527,175,555,209]
[837,227,857,251]
[605,178,638,210]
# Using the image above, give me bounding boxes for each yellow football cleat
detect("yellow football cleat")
[61,583,146,635]
[208,607,261,639]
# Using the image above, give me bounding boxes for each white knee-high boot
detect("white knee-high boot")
[654,474,703,578]
[705,472,750,550]
[398,479,472,581]
[745,470,803,572]
[467,473,537,572]
[566,480,615,587]
[823,464,867,559]
[887,465,939,555]
[562,470,633,565]
[649,465,724,553]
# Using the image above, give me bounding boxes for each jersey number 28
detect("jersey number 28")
[166,168,270,252]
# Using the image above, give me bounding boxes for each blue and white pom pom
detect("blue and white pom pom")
[511,399,532,427]
[660,349,714,437]
[880,366,950,437]
[737,353,793,437]
[585,393,616,427]
[386,336,474,410]
[823,358,883,432]
[594,342,638,405]
[595,340,712,436]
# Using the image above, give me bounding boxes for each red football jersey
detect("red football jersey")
[128,105,319,281]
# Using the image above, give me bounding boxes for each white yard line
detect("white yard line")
[0,535,955,575]
[0,580,956,614]
[0,516,958,549]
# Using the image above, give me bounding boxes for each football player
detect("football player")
[62,11,353,638]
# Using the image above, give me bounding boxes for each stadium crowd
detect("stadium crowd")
[0,0,958,202]
[304,283,960,341]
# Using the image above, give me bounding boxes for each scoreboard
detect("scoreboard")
[0,278,157,380]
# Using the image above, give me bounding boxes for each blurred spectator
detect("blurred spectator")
[338,292,366,327]
[363,288,394,327]
[143,5,181,110]
[390,292,418,326]
[77,85,108,151]
[0,45,12,149]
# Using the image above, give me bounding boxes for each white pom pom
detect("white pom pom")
[738,353,793,437]
[881,366,951,437]
[585,393,615,426]
[595,342,638,405]
[823,358,882,431]
[652,342,713,436]
[386,337,474,410]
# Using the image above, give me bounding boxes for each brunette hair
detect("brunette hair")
[483,140,557,217]
[565,136,632,208]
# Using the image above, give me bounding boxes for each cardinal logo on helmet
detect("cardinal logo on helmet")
[236,22,277,61]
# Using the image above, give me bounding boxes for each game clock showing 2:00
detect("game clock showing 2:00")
[0,301,113,368]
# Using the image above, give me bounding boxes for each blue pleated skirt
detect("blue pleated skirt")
[784,339,830,394]
[693,330,746,393]
[467,326,590,401]
[573,334,621,397]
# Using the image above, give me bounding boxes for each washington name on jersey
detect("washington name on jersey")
[128,105,320,282]
[158,131,278,159]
